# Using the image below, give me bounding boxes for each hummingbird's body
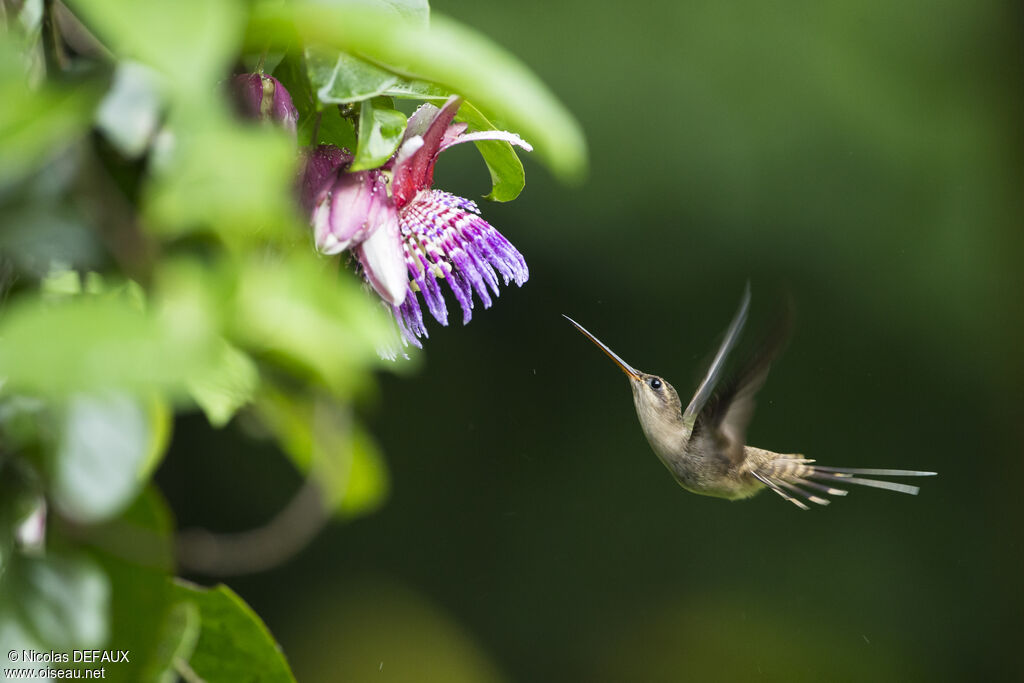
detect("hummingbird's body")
[566,286,936,509]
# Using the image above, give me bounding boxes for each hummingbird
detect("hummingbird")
[564,285,936,509]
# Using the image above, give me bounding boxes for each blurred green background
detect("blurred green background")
[159,0,1023,680]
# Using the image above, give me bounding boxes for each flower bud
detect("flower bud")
[231,73,298,135]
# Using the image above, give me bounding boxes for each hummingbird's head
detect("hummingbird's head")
[563,315,684,427]
[629,372,682,424]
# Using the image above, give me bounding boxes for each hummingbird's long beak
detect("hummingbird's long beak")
[563,315,641,380]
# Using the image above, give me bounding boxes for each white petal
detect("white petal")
[357,213,408,306]
[394,135,425,169]
[440,129,533,152]
[313,198,349,254]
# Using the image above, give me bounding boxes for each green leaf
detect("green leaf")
[0,397,50,476]
[273,51,316,119]
[382,76,451,101]
[248,4,588,181]
[374,0,430,26]
[151,601,201,683]
[187,341,260,428]
[0,202,104,277]
[255,388,389,516]
[144,112,299,244]
[85,486,174,576]
[228,254,392,394]
[275,49,361,149]
[0,289,218,398]
[0,43,100,185]
[351,96,406,171]
[50,394,170,524]
[306,47,399,104]
[94,62,164,158]
[273,50,316,144]
[3,553,110,648]
[83,487,179,683]
[171,580,296,683]
[0,458,39,580]
[339,426,390,515]
[0,606,44,672]
[66,0,244,93]
[314,106,358,149]
[456,100,527,202]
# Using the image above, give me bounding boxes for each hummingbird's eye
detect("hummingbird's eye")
[649,378,662,390]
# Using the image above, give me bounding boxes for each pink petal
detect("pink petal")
[440,122,469,149]
[404,102,441,140]
[231,74,264,116]
[270,80,299,135]
[301,145,353,214]
[392,95,462,209]
[315,169,385,255]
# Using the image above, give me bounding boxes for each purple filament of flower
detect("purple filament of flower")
[392,189,529,343]
[395,292,427,347]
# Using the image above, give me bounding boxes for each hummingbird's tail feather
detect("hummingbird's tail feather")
[811,466,938,477]
[777,479,831,506]
[755,458,936,507]
[806,470,929,496]
[751,471,810,510]
[790,476,848,497]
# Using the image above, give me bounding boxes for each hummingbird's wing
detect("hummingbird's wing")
[689,294,794,466]
[683,283,751,423]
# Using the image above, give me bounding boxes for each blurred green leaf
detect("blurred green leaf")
[373,0,430,26]
[228,254,391,394]
[50,394,170,524]
[188,341,260,428]
[144,112,299,243]
[40,268,85,297]
[0,458,37,580]
[85,488,183,683]
[351,96,406,170]
[0,44,99,185]
[338,426,389,515]
[456,100,526,202]
[66,0,243,93]
[0,605,43,672]
[248,3,588,181]
[3,553,109,648]
[256,388,389,516]
[288,581,507,683]
[0,293,217,398]
[0,397,49,468]
[306,48,399,104]
[171,580,296,683]
[95,62,164,158]
[0,203,103,277]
